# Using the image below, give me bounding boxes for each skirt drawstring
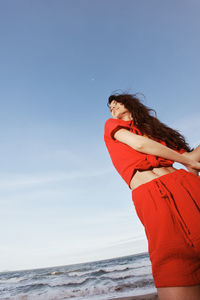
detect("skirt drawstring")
[154,179,194,248]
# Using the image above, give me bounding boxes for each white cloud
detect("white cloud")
[0,167,113,190]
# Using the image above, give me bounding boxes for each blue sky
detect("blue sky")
[0,0,200,271]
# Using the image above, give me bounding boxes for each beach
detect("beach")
[108,293,158,300]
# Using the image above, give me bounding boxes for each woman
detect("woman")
[104,93,200,300]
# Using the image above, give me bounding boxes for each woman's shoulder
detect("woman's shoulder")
[105,118,131,124]
[104,118,132,126]
[104,118,139,141]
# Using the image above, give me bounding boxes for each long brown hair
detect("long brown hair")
[107,93,193,152]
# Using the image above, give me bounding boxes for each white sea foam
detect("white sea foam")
[0,253,155,300]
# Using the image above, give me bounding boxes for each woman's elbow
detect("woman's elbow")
[135,143,144,151]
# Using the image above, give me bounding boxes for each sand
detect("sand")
[61,292,158,300]
[107,292,158,300]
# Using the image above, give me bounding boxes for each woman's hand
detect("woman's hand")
[182,152,200,175]
[186,166,199,176]
[182,156,200,175]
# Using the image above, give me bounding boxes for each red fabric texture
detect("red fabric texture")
[132,169,200,287]
[104,118,187,189]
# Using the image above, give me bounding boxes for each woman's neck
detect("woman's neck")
[120,111,133,121]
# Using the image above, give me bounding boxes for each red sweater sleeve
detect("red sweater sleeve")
[173,148,187,154]
[178,148,187,154]
[104,118,132,140]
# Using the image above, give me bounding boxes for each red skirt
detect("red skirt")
[132,168,200,287]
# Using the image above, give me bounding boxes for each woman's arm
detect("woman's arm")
[182,145,200,162]
[181,145,200,175]
[114,129,200,172]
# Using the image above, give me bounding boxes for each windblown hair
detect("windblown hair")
[107,93,193,152]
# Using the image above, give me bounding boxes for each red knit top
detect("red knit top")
[104,118,187,189]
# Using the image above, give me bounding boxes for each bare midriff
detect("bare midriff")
[130,166,178,190]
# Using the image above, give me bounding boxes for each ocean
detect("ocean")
[0,252,156,300]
